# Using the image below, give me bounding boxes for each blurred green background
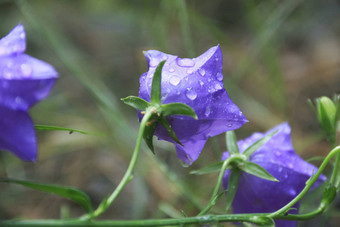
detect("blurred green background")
[0,0,339,226]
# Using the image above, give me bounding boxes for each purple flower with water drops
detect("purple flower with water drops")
[222,123,326,227]
[138,45,247,165]
[0,24,58,161]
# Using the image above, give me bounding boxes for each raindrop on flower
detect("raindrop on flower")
[199,80,204,86]
[177,58,195,67]
[216,72,223,81]
[169,75,181,86]
[199,68,206,76]
[205,106,211,116]
[20,63,32,78]
[186,88,197,100]
[214,83,222,90]
[169,68,175,73]
[186,69,193,74]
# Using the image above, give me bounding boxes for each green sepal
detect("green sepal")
[320,185,337,208]
[190,161,224,175]
[159,117,183,146]
[226,131,239,155]
[0,178,93,212]
[238,160,278,182]
[143,116,158,154]
[150,61,166,105]
[161,103,198,119]
[243,130,277,158]
[121,96,150,111]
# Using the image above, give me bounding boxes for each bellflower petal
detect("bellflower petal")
[0,24,58,161]
[222,123,326,227]
[0,106,36,161]
[139,45,247,164]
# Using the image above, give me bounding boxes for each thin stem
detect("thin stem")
[329,144,340,187]
[269,146,340,218]
[176,0,195,58]
[83,110,154,220]
[198,157,232,216]
[0,213,271,226]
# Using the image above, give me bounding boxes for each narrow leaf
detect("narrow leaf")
[35,124,101,136]
[150,60,166,104]
[243,130,277,158]
[190,161,224,175]
[0,178,93,212]
[225,169,241,212]
[241,161,278,182]
[160,117,183,146]
[226,131,239,155]
[143,118,158,154]
[121,96,150,111]
[161,103,198,119]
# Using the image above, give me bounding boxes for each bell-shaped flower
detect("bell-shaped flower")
[0,24,58,161]
[222,123,326,227]
[138,45,247,165]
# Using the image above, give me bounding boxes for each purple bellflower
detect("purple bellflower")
[139,45,247,165]
[0,24,58,161]
[222,123,326,227]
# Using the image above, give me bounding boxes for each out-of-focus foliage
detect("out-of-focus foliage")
[0,0,339,226]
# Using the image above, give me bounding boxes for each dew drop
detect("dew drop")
[216,72,223,81]
[169,68,175,73]
[20,32,25,39]
[186,69,193,74]
[199,68,206,76]
[227,123,233,127]
[177,58,195,67]
[215,57,219,61]
[169,75,180,86]
[186,88,197,100]
[278,166,283,172]
[275,151,281,157]
[205,106,211,116]
[3,68,12,79]
[149,58,160,67]
[214,83,222,90]
[199,80,204,86]
[21,64,32,78]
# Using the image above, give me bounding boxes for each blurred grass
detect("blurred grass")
[0,0,339,225]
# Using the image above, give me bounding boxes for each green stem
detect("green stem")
[0,213,272,227]
[269,146,340,218]
[198,157,232,216]
[82,110,154,220]
[176,0,195,58]
[329,150,340,187]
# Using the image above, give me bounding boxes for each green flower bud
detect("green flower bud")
[314,95,339,144]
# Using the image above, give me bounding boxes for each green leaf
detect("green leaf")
[243,130,277,158]
[34,124,101,136]
[150,60,166,104]
[159,117,183,146]
[226,131,239,155]
[143,117,158,154]
[240,161,278,182]
[225,169,241,212]
[161,103,198,119]
[190,161,224,175]
[0,178,93,212]
[121,96,150,111]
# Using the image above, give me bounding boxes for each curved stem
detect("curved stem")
[198,157,232,216]
[269,146,340,218]
[83,110,154,220]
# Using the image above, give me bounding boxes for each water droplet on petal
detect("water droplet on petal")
[205,106,211,116]
[227,123,233,127]
[149,58,160,67]
[177,58,195,67]
[216,72,223,81]
[214,83,222,90]
[199,80,204,86]
[186,69,193,74]
[275,151,281,157]
[21,63,32,78]
[278,166,283,172]
[186,88,197,100]
[3,68,12,79]
[215,57,219,61]
[169,75,181,86]
[199,68,206,76]
[169,68,175,73]
[20,32,25,39]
